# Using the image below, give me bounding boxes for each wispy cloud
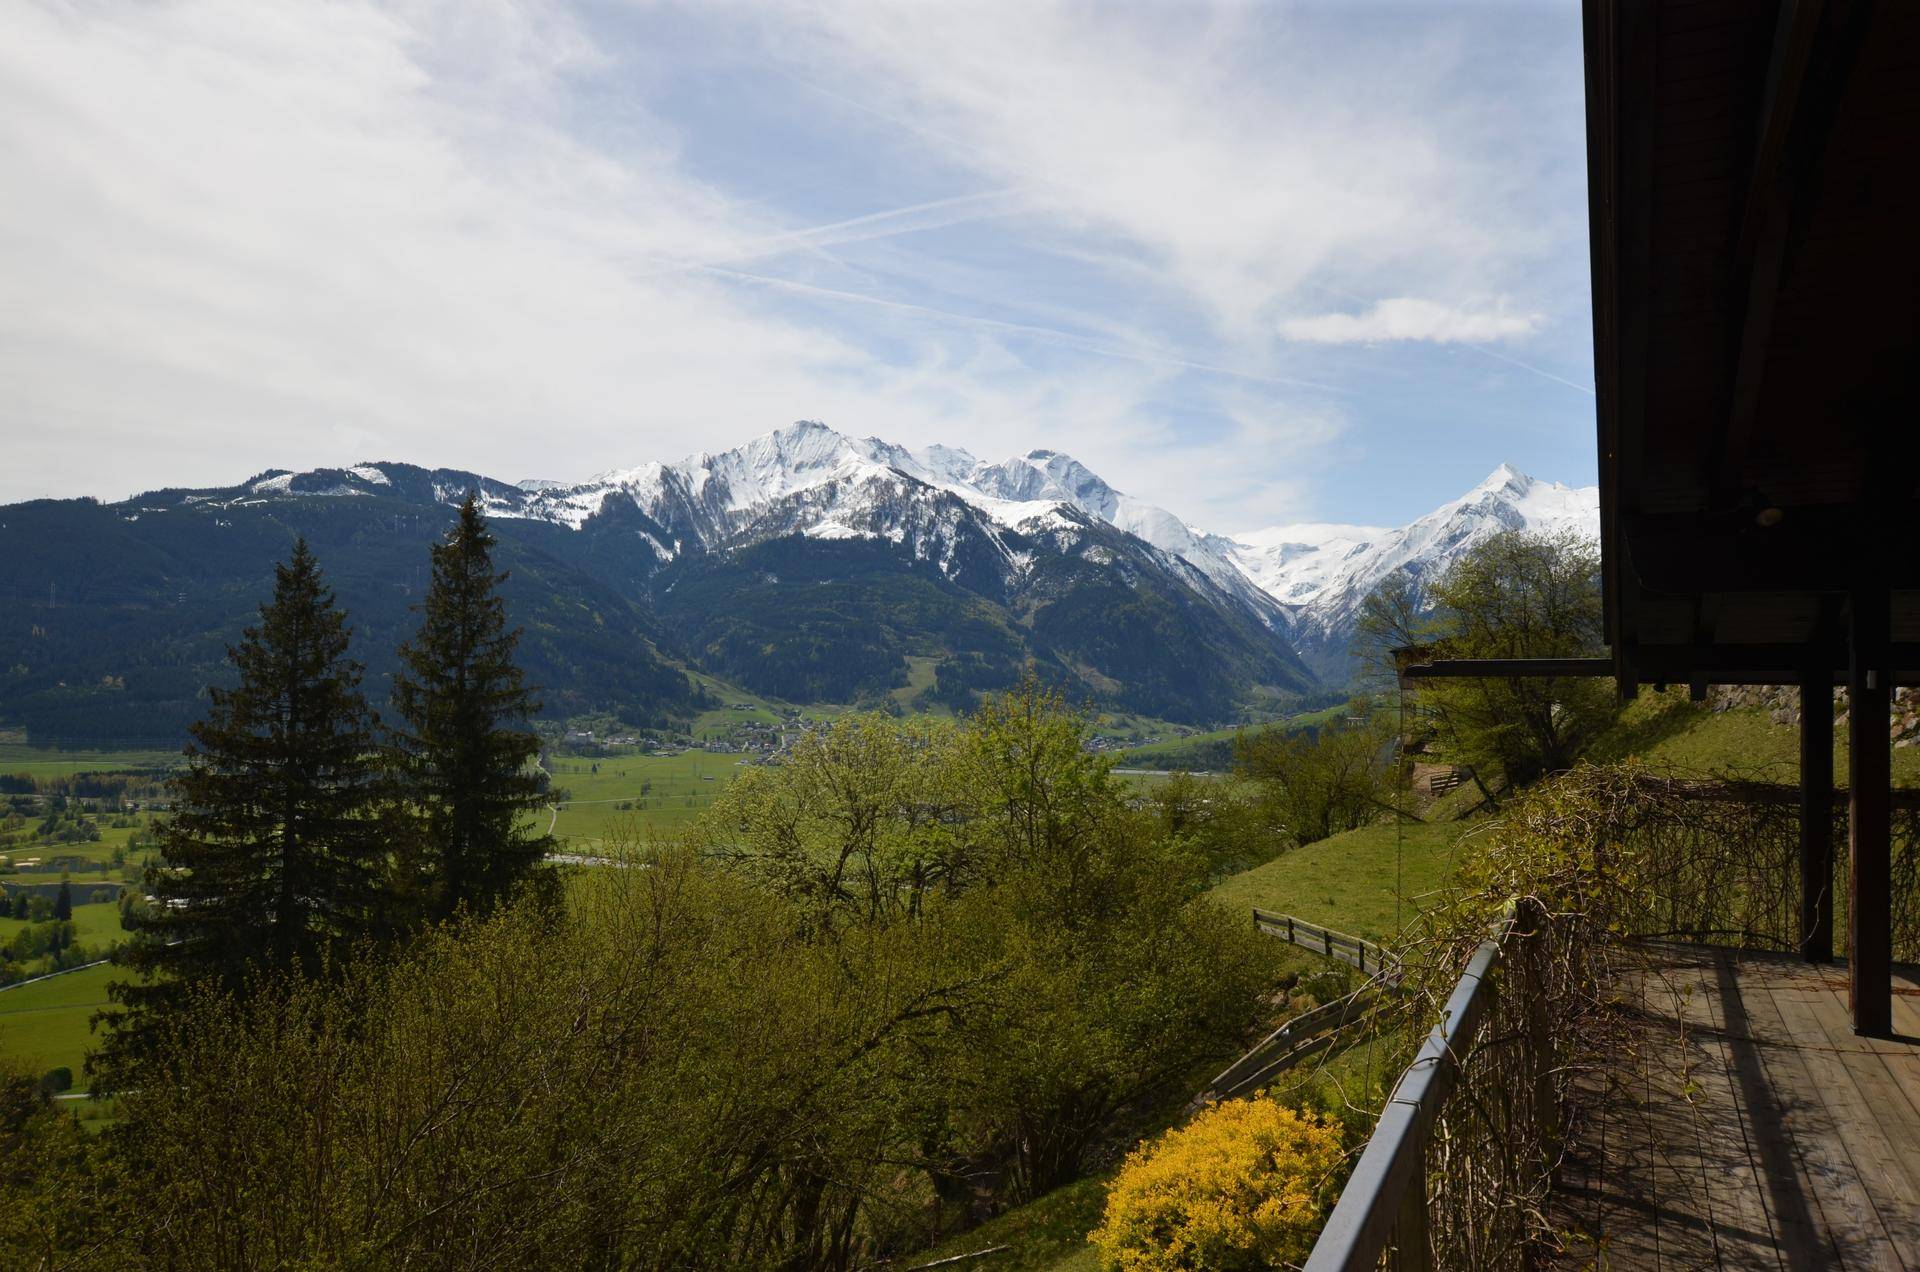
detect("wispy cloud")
[0,0,1593,527]
[1279,298,1544,345]
[724,1,1561,339]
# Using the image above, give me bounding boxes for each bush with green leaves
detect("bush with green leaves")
[74,685,1273,1269]
[1233,702,1397,846]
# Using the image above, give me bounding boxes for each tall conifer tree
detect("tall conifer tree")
[99,540,383,1077]
[391,496,552,919]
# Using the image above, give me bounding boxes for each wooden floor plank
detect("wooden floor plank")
[1759,964,1916,1268]
[1788,969,1920,1264]
[1890,968,1920,1041]
[1553,945,1920,1271]
[1669,950,1786,1269]
[1698,950,1842,1271]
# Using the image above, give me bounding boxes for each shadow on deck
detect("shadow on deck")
[1554,945,1920,1270]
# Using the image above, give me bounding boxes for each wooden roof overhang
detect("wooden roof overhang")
[1584,0,1920,696]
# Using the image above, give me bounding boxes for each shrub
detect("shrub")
[1090,1096,1345,1271]
[37,1067,72,1097]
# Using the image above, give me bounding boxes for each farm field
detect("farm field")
[542,749,753,844]
[0,961,115,1090]
[0,901,125,953]
[1113,702,1351,772]
[0,744,180,779]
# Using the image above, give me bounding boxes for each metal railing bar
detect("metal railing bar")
[1301,906,1518,1272]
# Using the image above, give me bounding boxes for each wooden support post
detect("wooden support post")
[1848,588,1892,1036]
[1799,670,1834,963]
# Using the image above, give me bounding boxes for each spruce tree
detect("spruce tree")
[391,496,552,920]
[52,880,71,922]
[98,540,383,1078]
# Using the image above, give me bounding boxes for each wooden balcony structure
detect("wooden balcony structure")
[1557,945,1920,1268]
[1586,0,1920,1036]
[1305,1,1920,1264]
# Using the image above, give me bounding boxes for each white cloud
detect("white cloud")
[722,1,1562,341]
[0,0,1590,528]
[0,0,889,503]
[1278,298,1544,345]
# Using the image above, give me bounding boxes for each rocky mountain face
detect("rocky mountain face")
[1231,464,1599,679]
[0,420,1595,742]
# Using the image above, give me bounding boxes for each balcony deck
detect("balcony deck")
[1554,945,1920,1270]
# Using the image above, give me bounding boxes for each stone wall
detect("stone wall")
[1707,683,1920,747]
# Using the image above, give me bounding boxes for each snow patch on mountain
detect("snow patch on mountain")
[252,425,1595,682]
[1236,463,1598,669]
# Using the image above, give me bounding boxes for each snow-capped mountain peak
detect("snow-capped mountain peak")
[238,432,1596,683]
[467,431,1597,671]
[1230,463,1598,676]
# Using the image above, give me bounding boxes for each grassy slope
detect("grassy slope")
[1208,820,1473,943]
[0,961,114,1089]
[902,817,1474,1272]
[909,1176,1108,1272]
[1587,687,1920,786]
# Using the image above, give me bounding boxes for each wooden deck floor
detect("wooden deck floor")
[1553,945,1920,1270]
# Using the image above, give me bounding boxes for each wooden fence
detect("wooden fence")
[1189,911,1406,1106]
[1253,909,1402,981]
[1197,985,1384,1105]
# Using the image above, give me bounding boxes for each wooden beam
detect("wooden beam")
[1399,658,1614,680]
[1590,0,1657,670]
[1847,587,1891,1036]
[1721,0,1828,493]
[1623,511,1920,594]
[1798,669,1834,963]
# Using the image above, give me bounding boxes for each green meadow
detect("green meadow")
[0,901,126,952]
[542,749,752,845]
[0,743,180,779]
[0,961,115,1091]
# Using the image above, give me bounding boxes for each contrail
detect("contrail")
[1465,342,1596,395]
[641,191,1026,276]
[703,265,1345,393]
[769,189,1025,249]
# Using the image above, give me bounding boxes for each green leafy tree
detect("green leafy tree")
[0,1069,118,1264]
[99,540,385,1080]
[692,713,960,931]
[1353,567,1425,693]
[389,496,553,921]
[1416,528,1612,795]
[1234,703,1397,846]
[52,880,71,922]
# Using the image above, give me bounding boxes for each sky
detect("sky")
[0,0,1596,533]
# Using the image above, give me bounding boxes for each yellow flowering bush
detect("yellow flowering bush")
[1090,1096,1345,1271]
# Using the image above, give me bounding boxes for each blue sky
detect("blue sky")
[0,0,1594,531]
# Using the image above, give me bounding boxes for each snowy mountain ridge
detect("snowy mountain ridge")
[487,422,1596,656]
[243,420,1598,680]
